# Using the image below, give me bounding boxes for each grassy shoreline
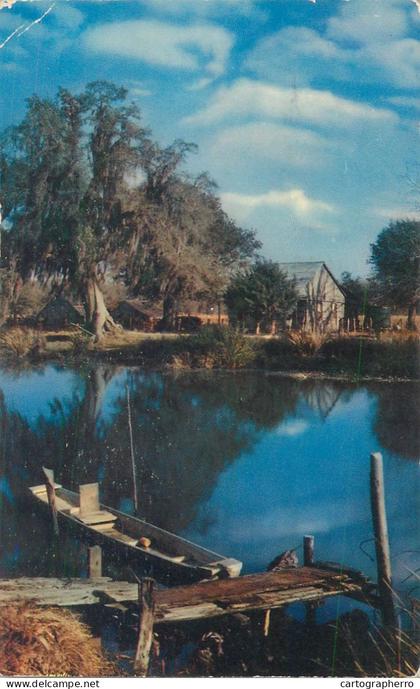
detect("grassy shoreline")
[1,326,417,382]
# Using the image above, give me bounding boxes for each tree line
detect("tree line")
[0,81,260,339]
[0,80,418,336]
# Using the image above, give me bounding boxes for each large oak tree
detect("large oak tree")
[0,82,258,338]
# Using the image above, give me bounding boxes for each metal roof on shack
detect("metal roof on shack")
[277,262,324,297]
[277,262,345,299]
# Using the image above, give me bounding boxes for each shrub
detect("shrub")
[189,326,256,369]
[321,336,420,378]
[287,330,329,356]
[0,327,46,358]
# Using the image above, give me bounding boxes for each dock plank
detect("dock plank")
[0,577,138,607]
[153,567,361,622]
[0,567,365,622]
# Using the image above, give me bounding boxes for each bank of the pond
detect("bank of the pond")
[1,327,419,381]
[51,332,420,382]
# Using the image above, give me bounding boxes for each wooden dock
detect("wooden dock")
[0,566,375,622]
[154,566,374,623]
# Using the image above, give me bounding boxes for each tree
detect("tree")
[133,150,259,329]
[225,259,298,334]
[0,84,149,339]
[370,220,420,329]
[340,271,380,326]
[1,82,258,337]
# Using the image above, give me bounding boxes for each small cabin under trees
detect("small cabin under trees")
[111,300,160,331]
[277,262,346,333]
[36,296,84,329]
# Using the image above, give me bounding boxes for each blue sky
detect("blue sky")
[0,0,419,277]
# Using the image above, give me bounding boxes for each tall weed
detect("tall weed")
[287,330,329,356]
[0,328,46,358]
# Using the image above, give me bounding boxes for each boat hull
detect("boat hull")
[29,485,242,586]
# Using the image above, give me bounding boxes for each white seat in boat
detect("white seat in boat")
[77,483,117,526]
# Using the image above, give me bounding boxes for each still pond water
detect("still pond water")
[0,363,419,622]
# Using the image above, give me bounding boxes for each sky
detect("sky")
[0,0,419,277]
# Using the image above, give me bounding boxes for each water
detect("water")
[0,363,419,622]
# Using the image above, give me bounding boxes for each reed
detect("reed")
[0,327,45,358]
[287,330,329,356]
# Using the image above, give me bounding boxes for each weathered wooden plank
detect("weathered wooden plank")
[0,567,366,623]
[154,585,361,623]
[78,510,117,526]
[0,578,138,607]
[79,483,100,516]
[155,567,348,609]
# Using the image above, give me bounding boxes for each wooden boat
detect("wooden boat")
[29,473,242,585]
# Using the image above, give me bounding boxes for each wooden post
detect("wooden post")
[88,545,102,578]
[370,453,398,630]
[134,578,155,677]
[42,467,58,536]
[263,609,271,637]
[303,535,316,625]
[126,385,139,515]
[303,535,314,566]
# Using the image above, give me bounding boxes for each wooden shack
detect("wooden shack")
[36,296,84,329]
[278,262,346,333]
[112,300,160,331]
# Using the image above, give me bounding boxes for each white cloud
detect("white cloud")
[53,3,83,29]
[245,27,348,87]
[220,188,335,228]
[373,206,420,221]
[140,0,266,20]
[83,19,233,82]
[275,419,309,437]
[185,79,397,128]
[126,79,152,98]
[388,96,420,110]
[210,121,341,168]
[0,3,83,56]
[326,0,409,44]
[246,1,420,90]
[226,497,366,542]
[361,39,420,88]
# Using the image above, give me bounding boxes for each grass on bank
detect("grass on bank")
[0,327,46,359]
[0,325,418,379]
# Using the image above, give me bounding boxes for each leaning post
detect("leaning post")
[42,466,59,536]
[303,535,315,566]
[134,578,155,677]
[370,453,398,632]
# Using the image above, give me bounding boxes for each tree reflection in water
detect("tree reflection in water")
[0,365,303,574]
[370,382,420,461]
[0,363,418,581]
